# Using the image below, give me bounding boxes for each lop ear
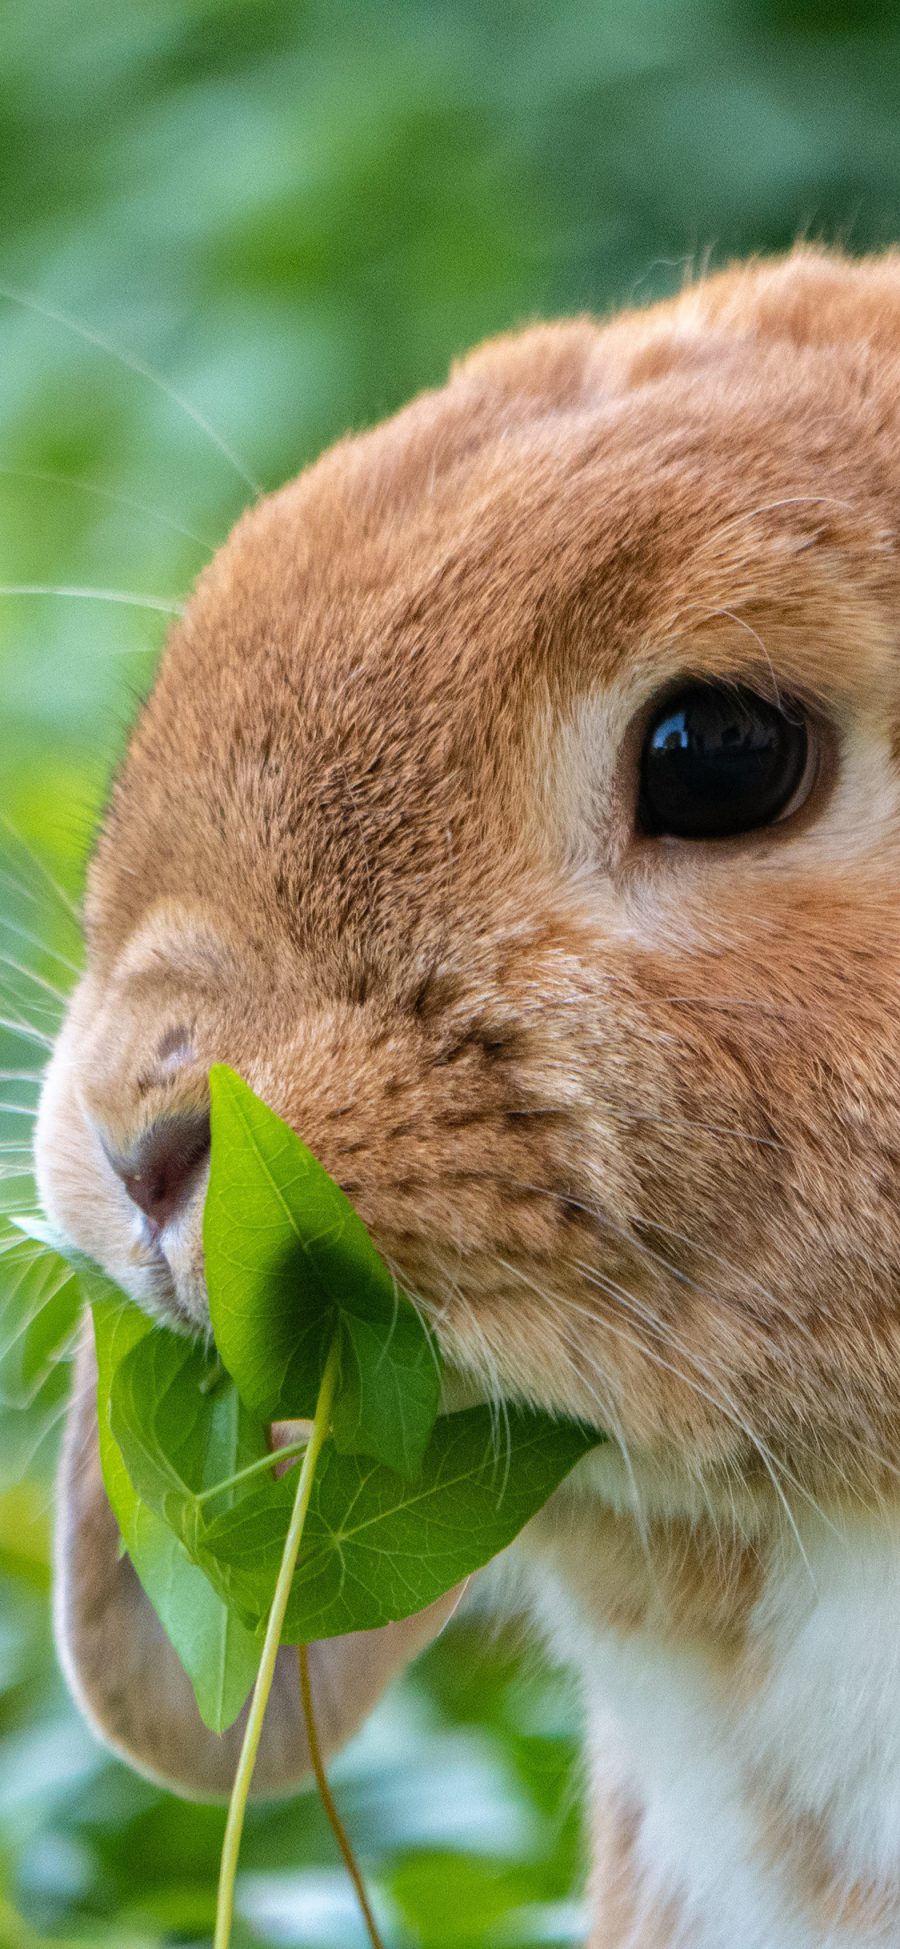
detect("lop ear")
[55,1319,464,1801]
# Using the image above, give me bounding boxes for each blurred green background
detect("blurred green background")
[1,0,899,1943]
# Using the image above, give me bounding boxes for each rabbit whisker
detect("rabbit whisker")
[0,463,215,552]
[0,1017,53,1048]
[0,954,69,1006]
[0,913,81,979]
[498,1253,818,1584]
[0,280,261,496]
[0,818,82,925]
[0,584,184,617]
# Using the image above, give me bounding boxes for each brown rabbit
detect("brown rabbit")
[34,245,900,1947]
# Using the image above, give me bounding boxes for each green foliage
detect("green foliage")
[1,0,896,1937]
[73,1068,602,1941]
[100,1071,600,1686]
[200,1405,596,1643]
[93,1290,263,1734]
[0,1235,81,1409]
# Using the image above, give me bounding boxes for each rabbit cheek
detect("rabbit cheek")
[615,868,900,1497]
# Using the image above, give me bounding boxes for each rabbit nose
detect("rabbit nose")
[107,1110,211,1231]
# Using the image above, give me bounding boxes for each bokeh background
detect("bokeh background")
[2,2,900,1943]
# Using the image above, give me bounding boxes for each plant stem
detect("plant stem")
[195,1435,309,1504]
[297,1641,387,1949]
[214,1336,340,1949]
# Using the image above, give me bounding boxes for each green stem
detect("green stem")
[195,1435,309,1504]
[298,1641,386,1949]
[214,1336,340,1949]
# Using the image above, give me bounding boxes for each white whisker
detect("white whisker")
[630,1112,784,1151]
[573,1258,827,1569]
[664,993,801,1016]
[0,1231,44,1254]
[483,1169,816,1345]
[404,1267,512,1476]
[0,280,262,496]
[495,1253,654,1566]
[0,817,82,924]
[569,1271,815,1567]
[488,1225,829,1577]
[0,953,69,1006]
[0,584,184,616]
[0,913,81,979]
[15,1394,77,1493]
[683,602,783,707]
[0,865,78,930]
[686,493,857,557]
[0,1017,53,1048]
[0,464,215,551]
[0,1272,79,1370]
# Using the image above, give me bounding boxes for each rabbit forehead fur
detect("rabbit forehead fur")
[39,246,900,1499]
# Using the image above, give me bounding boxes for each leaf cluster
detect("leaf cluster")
[82,1068,601,1733]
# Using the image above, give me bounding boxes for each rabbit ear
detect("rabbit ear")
[55,1319,464,1801]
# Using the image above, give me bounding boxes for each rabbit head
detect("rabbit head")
[34,247,900,1792]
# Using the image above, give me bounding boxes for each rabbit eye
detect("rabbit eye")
[638,683,811,840]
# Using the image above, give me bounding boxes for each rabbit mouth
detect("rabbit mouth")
[136,1227,199,1333]
[30,1022,763,1461]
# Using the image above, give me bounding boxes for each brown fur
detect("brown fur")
[589,1792,687,1947]
[35,246,900,1941]
[754,1796,900,1940]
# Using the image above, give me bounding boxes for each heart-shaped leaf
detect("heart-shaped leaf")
[108,1325,270,1543]
[91,1287,261,1734]
[205,1066,440,1480]
[196,1403,602,1640]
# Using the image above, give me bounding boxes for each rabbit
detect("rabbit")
[33,243,900,1948]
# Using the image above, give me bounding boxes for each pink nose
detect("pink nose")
[107,1111,211,1232]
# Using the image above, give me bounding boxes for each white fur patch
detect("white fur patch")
[751,1509,900,1893]
[517,1483,900,1949]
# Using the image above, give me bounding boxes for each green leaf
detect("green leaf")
[205,1065,440,1479]
[91,1291,261,1734]
[196,1405,602,1641]
[7,1213,77,1254]
[333,1301,440,1485]
[0,1232,81,1408]
[108,1326,270,1547]
[13,1077,604,1741]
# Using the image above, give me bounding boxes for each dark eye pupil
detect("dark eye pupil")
[639,684,809,840]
